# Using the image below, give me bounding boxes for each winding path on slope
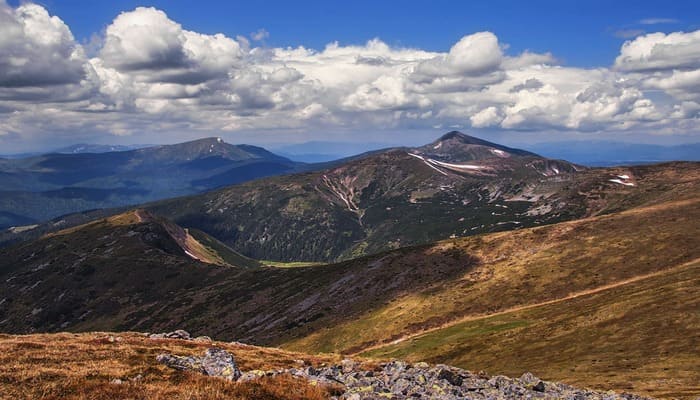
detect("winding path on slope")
[351,256,700,356]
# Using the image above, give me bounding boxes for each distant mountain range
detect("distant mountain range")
[52,143,153,154]
[0,137,304,229]
[141,131,697,262]
[273,138,700,165]
[523,141,700,166]
[6,132,698,260]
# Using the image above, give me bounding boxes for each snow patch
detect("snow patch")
[216,137,223,143]
[428,159,485,170]
[407,153,448,176]
[184,250,201,261]
[8,224,38,234]
[609,179,635,186]
[617,174,630,179]
[491,149,507,156]
[433,142,442,149]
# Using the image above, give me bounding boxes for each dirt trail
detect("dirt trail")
[352,257,700,355]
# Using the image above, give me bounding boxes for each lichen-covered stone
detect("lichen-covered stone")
[156,348,240,381]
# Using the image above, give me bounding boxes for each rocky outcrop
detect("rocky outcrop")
[259,360,651,400]
[156,348,241,381]
[158,349,650,400]
[148,329,212,342]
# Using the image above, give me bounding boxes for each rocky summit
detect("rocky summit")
[158,347,650,400]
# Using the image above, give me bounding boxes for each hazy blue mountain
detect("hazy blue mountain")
[522,141,700,166]
[52,143,152,154]
[0,138,304,229]
[272,141,392,162]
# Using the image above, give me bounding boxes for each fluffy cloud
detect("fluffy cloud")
[0,2,87,87]
[0,2,698,146]
[615,30,700,110]
[615,30,700,72]
[100,7,244,78]
[414,32,503,78]
[470,106,503,128]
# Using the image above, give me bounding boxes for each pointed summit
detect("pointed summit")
[417,131,537,162]
[438,131,467,141]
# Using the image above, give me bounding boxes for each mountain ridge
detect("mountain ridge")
[146,133,691,262]
[0,138,305,229]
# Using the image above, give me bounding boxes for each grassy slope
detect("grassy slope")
[0,210,478,342]
[361,259,700,400]
[182,227,261,268]
[1,189,698,399]
[0,332,342,400]
[284,198,700,355]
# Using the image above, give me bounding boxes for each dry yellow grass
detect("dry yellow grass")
[285,199,700,354]
[281,198,700,399]
[362,259,700,399]
[0,332,344,400]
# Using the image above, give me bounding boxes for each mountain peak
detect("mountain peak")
[438,131,468,141]
[417,131,538,163]
[434,131,500,147]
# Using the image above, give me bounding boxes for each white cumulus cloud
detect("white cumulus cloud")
[0,2,699,147]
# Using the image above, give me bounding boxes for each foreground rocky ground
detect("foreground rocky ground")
[0,330,660,399]
[152,330,651,400]
[257,361,652,400]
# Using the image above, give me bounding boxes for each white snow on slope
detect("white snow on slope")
[617,174,630,179]
[609,179,635,186]
[491,149,506,156]
[407,153,448,175]
[184,250,201,261]
[428,159,485,170]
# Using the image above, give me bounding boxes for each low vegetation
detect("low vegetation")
[0,332,341,400]
[361,259,700,399]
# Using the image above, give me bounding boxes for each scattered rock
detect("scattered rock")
[154,345,650,399]
[106,335,122,343]
[201,348,241,381]
[157,348,240,381]
[437,367,463,386]
[238,361,652,400]
[149,329,192,340]
[533,380,546,392]
[167,329,191,340]
[156,353,203,373]
[109,378,123,385]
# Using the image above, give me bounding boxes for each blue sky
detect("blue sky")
[19,0,698,67]
[1,0,699,151]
